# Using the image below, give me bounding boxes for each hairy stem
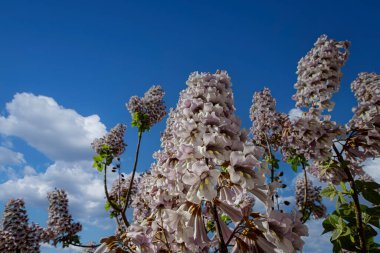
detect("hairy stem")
[212,203,228,253]
[332,144,366,253]
[123,130,143,226]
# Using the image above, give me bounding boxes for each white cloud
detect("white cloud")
[288,108,303,122]
[0,93,106,161]
[0,160,116,229]
[363,158,380,182]
[0,138,13,149]
[23,165,37,176]
[0,93,118,249]
[0,166,18,180]
[41,243,82,252]
[0,146,25,165]
[303,219,332,253]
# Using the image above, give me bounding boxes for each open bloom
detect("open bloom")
[182,160,220,203]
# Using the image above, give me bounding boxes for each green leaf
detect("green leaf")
[206,220,215,232]
[286,156,303,172]
[363,189,380,205]
[341,226,351,237]
[364,206,380,228]
[331,228,342,241]
[104,201,111,212]
[322,214,340,234]
[132,112,151,133]
[356,180,380,204]
[340,181,348,194]
[291,163,298,172]
[337,192,347,204]
[320,184,337,200]
[220,213,232,224]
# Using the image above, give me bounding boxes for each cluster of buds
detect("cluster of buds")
[295,178,327,219]
[282,35,350,184]
[281,111,342,163]
[0,230,16,252]
[127,85,167,131]
[110,174,138,206]
[0,199,44,252]
[293,34,350,112]
[45,189,82,246]
[92,124,127,157]
[347,72,380,160]
[250,87,288,151]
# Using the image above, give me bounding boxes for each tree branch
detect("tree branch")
[69,242,101,248]
[332,144,366,253]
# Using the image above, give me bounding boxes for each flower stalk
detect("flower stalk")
[123,130,143,225]
[212,203,228,253]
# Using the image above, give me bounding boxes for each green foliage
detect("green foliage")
[220,213,232,225]
[355,180,380,205]
[286,154,307,172]
[322,179,380,252]
[266,155,280,169]
[322,209,376,252]
[318,160,339,178]
[92,145,114,172]
[104,198,123,219]
[206,214,232,233]
[206,219,215,232]
[104,201,111,212]
[131,112,150,134]
[320,184,338,201]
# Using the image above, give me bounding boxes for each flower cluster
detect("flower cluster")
[126,71,307,253]
[127,85,167,131]
[351,72,380,103]
[250,87,287,150]
[268,211,309,252]
[92,124,127,157]
[0,199,44,252]
[282,111,342,162]
[347,72,380,160]
[0,230,16,252]
[110,174,138,206]
[295,177,326,219]
[45,189,82,246]
[306,160,347,184]
[293,34,350,111]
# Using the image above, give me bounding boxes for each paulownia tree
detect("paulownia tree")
[0,34,378,253]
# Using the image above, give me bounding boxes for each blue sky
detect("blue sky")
[0,1,379,252]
